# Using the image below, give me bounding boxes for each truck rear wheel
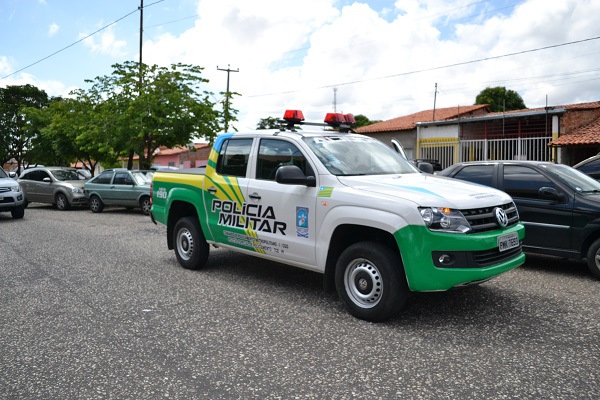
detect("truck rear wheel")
[335,242,409,322]
[173,217,209,270]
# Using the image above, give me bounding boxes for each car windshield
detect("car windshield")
[303,135,418,176]
[51,169,84,181]
[132,171,150,185]
[544,164,600,193]
[0,169,7,179]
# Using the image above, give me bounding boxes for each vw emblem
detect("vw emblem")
[495,207,509,227]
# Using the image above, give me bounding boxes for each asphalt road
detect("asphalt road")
[1,205,599,399]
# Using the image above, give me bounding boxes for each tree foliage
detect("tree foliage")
[352,114,381,128]
[256,116,280,130]
[0,84,49,169]
[474,86,526,112]
[17,61,228,173]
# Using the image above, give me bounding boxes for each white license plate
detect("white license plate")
[498,232,519,252]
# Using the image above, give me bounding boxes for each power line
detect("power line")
[0,1,165,81]
[245,35,600,98]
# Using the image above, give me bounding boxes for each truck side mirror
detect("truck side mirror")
[538,186,565,202]
[275,165,316,187]
[416,161,434,174]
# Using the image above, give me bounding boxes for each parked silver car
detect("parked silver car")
[18,167,88,210]
[0,166,25,219]
[83,169,151,215]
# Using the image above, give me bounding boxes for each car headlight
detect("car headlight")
[70,187,83,194]
[419,207,471,233]
[10,185,22,193]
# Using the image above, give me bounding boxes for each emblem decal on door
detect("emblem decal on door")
[296,206,309,238]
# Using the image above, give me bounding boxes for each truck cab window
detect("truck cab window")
[256,139,313,181]
[216,139,252,177]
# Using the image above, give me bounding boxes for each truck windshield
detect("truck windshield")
[304,135,418,176]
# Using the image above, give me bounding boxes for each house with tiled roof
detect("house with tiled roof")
[357,105,490,162]
[358,101,600,168]
[547,101,600,164]
[121,143,210,169]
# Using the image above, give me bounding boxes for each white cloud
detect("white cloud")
[48,23,59,37]
[80,26,128,58]
[9,0,598,132]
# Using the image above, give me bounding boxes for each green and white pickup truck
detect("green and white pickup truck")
[151,111,525,321]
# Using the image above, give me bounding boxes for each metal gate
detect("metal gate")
[419,136,552,169]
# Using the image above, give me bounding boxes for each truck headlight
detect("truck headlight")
[10,185,22,193]
[419,207,471,233]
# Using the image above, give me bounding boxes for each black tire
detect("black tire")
[89,195,104,213]
[585,238,600,279]
[11,205,25,219]
[55,193,70,211]
[173,217,209,270]
[139,196,151,215]
[335,241,409,322]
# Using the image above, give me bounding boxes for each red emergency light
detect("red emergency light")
[279,109,356,132]
[324,112,356,125]
[283,109,305,124]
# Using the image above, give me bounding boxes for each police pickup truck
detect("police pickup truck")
[150,110,525,321]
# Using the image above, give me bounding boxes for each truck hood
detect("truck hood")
[337,173,511,209]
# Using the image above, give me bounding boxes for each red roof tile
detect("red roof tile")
[549,115,600,146]
[357,104,490,133]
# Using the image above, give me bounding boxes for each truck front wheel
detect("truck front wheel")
[173,217,209,270]
[585,238,600,279]
[335,242,409,322]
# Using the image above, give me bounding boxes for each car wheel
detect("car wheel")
[11,205,25,219]
[173,217,209,270]
[55,193,70,211]
[139,196,151,215]
[335,241,409,322]
[585,238,600,279]
[89,195,104,213]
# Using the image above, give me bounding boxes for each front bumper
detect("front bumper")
[395,223,525,291]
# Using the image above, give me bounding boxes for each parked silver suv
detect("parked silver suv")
[18,167,88,210]
[0,166,25,219]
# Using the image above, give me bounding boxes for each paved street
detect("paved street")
[1,205,599,399]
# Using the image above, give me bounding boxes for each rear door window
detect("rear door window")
[452,165,494,187]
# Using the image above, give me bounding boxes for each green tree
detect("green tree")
[352,114,382,128]
[78,61,224,170]
[256,116,280,130]
[474,86,526,112]
[0,84,49,169]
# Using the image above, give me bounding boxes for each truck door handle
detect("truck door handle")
[208,187,217,194]
[249,192,261,200]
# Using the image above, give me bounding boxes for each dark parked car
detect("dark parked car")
[18,167,88,210]
[573,153,600,180]
[438,160,600,279]
[84,169,151,215]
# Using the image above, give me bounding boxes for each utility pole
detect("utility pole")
[138,0,143,90]
[432,83,438,121]
[217,64,239,132]
[333,87,338,112]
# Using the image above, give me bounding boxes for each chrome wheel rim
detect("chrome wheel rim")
[56,195,66,210]
[176,228,194,261]
[344,258,383,308]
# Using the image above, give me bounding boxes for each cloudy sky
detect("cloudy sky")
[1,0,599,132]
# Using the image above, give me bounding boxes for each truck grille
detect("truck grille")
[462,202,519,233]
